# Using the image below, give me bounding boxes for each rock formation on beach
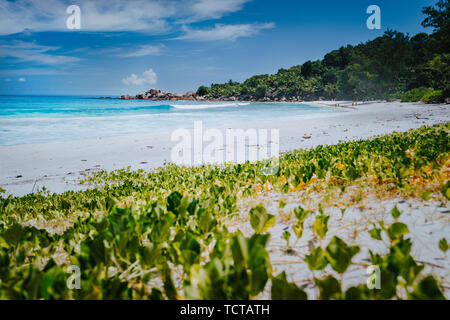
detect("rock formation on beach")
[120,89,198,101]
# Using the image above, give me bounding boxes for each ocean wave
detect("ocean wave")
[0,103,252,120]
[170,102,250,110]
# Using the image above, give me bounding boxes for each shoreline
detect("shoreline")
[116,91,376,108]
[1,101,449,197]
[116,88,387,106]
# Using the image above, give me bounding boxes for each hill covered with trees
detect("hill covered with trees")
[196,1,449,103]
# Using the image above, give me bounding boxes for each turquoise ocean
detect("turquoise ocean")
[0,95,339,146]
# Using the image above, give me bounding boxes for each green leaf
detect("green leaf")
[101,277,130,299]
[249,205,276,234]
[408,276,445,300]
[305,247,328,271]
[292,221,304,239]
[271,271,307,300]
[139,243,161,266]
[81,236,109,266]
[421,190,431,201]
[386,238,423,285]
[197,209,217,234]
[166,191,182,214]
[346,268,398,300]
[231,233,249,268]
[391,205,401,220]
[178,234,201,269]
[438,238,448,253]
[325,236,360,274]
[3,223,26,246]
[150,288,164,300]
[162,263,178,300]
[0,235,8,249]
[293,205,309,221]
[41,266,67,300]
[149,219,171,243]
[314,275,342,300]
[387,238,412,268]
[369,250,382,265]
[282,230,291,245]
[312,214,329,239]
[379,269,397,299]
[368,224,382,240]
[318,203,324,215]
[187,199,198,215]
[387,222,409,241]
[345,285,373,300]
[248,235,270,296]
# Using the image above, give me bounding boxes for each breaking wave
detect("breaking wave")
[170,102,250,110]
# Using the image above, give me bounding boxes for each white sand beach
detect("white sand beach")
[0,101,449,197]
[1,100,449,298]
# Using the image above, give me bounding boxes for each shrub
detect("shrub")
[254,85,267,99]
[196,85,210,96]
[401,87,434,102]
[389,92,404,101]
[421,90,444,103]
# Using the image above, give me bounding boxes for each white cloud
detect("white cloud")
[183,0,251,22]
[0,0,174,35]
[122,68,158,86]
[80,1,173,33]
[117,44,165,57]
[174,23,275,41]
[18,77,26,82]
[0,0,255,35]
[0,40,82,65]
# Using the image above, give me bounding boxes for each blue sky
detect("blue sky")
[0,0,438,95]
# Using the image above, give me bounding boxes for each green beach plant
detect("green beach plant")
[0,123,448,299]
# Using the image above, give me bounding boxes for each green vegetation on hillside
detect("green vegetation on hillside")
[0,123,448,299]
[197,1,449,103]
